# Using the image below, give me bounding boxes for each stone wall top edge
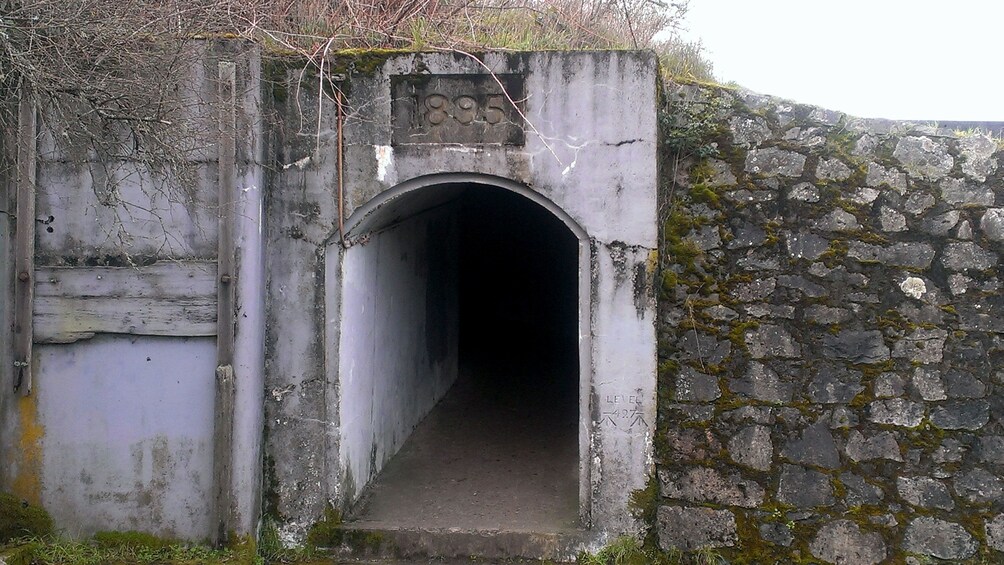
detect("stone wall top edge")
[666,80,1004,138]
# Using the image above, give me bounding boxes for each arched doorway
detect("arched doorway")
[329,173,589,531]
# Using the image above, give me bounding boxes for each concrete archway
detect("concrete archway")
[326,173,592,531]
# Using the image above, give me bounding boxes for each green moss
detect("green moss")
[854,359,896,378]
[629,476,663,551]
[848,229,889,245]
[0,543,38,565]
[845,359,895,408]
[728,510,817,565]
[835,198,867,218]
[329,48,411,75]
[662,270,680,292]
[876,309,936,333]
[667,240,702,275]
[658,359,681,377]
[689,183,720,207]
[762,220,782,246]
[905,419,947,451]
[305,506,385,555]
[728,320,760,350]
[818,239,849,268]
[305,506,344,548]
[0,492,53,543]
[262,452,283,521]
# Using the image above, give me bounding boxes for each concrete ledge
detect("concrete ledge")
[334,524,588,561]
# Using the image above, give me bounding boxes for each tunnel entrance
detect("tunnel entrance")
[336,178,584,532]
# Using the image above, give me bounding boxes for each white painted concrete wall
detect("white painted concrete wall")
[337,203,460,502]
[36,336,216,538]
[318,52,659,539]
[0,41,264,541]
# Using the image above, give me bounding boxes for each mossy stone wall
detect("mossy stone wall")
[656,81,1004,564]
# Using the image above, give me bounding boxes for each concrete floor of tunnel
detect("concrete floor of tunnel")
[346,185,581,533]
[346,357,580,532]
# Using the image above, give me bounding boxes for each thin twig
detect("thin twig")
[440,47,563,166]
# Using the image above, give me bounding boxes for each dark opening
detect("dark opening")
[351,184,580,531]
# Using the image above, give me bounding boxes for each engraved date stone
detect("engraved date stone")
[391,74,525,146]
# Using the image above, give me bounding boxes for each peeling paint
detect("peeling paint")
[374,145,394,183]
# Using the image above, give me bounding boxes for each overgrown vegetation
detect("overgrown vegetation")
[1,0,714,130]
[2,536,246,565]
[0,492,53,543]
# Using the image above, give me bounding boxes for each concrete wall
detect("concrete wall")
[4,47,658,550]
[267,51,660,543]
[336,201,460,501]
[1,41,264,540]
[36,336,216,538]
[656,82,1004,563]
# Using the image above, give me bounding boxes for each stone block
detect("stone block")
[880,206,907,232]
[745,147,806,177]
[785,231,829,260]
[903,517,976,560]
[981,208,1004,241]
[892,328,947,364]
[745,325,800,359]
[942,241,998,271]
[930,400,990,430]
[921,210,961,236]
[781,422,840,469]
[911,367,946,400]
[659,467,764,508]
[821,330,889,364]
[730,361,793,403]
[866,162,907,193]
[846,430,903,462]
[942,371,987,399]
[733,277,777,302]
[847,241,935,269]
[729,116,772,148]
[954,468,1004,504]
[777,465,834,507]
[787,182,819,202]
[759,522,793,547]
[868,399,925,427]
[940,177,995,207]
[674,367,721,402]
[897,476,954,510]
[809,520,886,565]
[842,473,884,506]
[808,365,864,403]
[657,506,737,551]
[816,158,852,181]
[893,136,953,181]
[777,275,826,297]
[986,514,1004,552]
[958,134,999,182]
[817,209,859,232]
[728,425,773,471]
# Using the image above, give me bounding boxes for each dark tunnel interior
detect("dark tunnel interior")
[458,185,580,406]
[350,184,582,531]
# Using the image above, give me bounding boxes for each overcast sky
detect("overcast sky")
[678,0,1003,121]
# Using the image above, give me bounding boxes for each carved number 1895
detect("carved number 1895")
[424,94,506,126]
